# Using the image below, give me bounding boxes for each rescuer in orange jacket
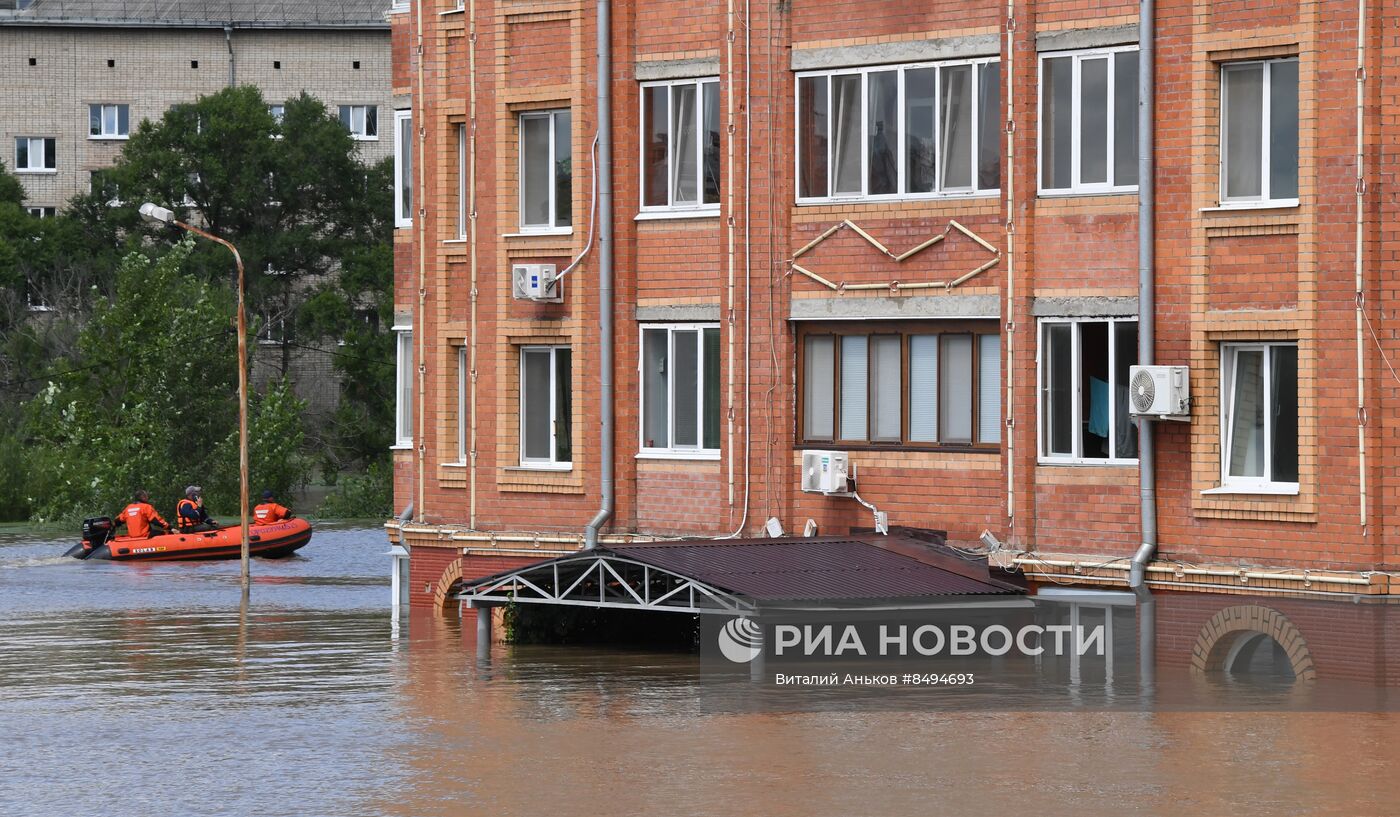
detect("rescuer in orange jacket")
[176,485,218,533]
[252,490,292,526]
[119,490,171,539]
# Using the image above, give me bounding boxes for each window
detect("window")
[14,137,55,172]
[26,206,56,218]
[1221,59,1298,204]
[257,313,287,346]
[1040,47,1139,193]
[640,324,721,455]
[269,104,285,124]
[796,59,1000,202]
[1039,318,1139,463]
[457,346,469,464]
[457,123,468,239]
[799,324,1001,447]
[519,109,571,231]
[89,169,121,207]
[641,78,720,212]
[394,110,412,228]
[519,346,572,467]
[395,328,413,447]
[89,104,129,138]
[1220,342,1298,491]
[339,104,379,140]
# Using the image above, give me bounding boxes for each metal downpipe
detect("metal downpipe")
[1132,0,1157,695]
[585,0,614,549]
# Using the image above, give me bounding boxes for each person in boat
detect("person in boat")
[118,489,171,539]
[252,490,293,525]
[176,485,219,533]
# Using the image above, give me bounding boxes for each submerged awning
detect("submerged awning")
[457,530,1025,616]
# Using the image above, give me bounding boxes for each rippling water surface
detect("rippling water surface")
[3,524,1400,817]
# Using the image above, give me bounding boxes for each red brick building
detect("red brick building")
[385,0,1400,642]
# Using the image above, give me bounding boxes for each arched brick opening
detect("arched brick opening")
[1189,605,1316,682]
[432,557,464,614]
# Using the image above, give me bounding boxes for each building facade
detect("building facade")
[388,0,1400,656]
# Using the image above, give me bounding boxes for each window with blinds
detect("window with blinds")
[799,323,1001,448]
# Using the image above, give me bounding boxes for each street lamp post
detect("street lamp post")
[140,202,251,590]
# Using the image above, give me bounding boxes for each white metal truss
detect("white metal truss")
[458,553,757,616]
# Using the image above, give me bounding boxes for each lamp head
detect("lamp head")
[138,202,175,225]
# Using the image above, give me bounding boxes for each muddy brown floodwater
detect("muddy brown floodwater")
[2,525,1398,817]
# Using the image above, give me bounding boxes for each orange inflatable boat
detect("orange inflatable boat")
[65,516,312,561]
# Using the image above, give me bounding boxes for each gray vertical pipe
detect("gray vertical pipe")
[585,0,614,549]
[224,25,235,87]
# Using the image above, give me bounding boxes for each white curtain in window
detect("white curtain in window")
[940,64,973,189]
[978,335,1001,444]
[940,334,973,442]
[832,75,862,195]
[671,84,698,204]
[871,335,901,441]
[1227,348,1265,478]
[840,335,868,440]
[804,337,835,439]
[908,336,939,442]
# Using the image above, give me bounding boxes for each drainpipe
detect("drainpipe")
[584,0,614,549]
[224,25,235,87]
[1131,0,1157,694]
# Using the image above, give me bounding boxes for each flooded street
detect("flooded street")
[3,525,1399,817]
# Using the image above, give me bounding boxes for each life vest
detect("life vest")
[176,498,200,530]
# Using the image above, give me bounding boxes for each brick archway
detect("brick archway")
[1190,605,1316,682]
[432,557,464,613]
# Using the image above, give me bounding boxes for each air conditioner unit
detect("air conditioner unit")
[801,450,852,495]
[511,263,561,302]
[1128,365,1190,420]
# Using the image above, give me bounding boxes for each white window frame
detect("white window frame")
[88,103,129,139]
[1219,58,1299,207]
[457,345,469,464]
[457,123,468,239]
[517,109,571,233]
[794,57,1000,204]
[1036,317,1140,466]
[1216,341,1299,494]
[14,137,55,173]
[269,104,285,138]
[393,109,412,229]
[518,345,572,469]
[393,326,413,448]
[26,206,56,218]
[638,323,721,458]
[638,77,721,215]
[1037,45,1140,196]
[340,104,379,141]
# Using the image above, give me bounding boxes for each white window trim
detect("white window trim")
[14,136,55,173]
[638,77,722,215]
[518,345,572,469]
[1219,58,1299,207]
[341,104,380,141]
[394,109,412,229]
[794,57,1001,204]
[638,323,722,458]
[1036,45,1140,196]
[1216,341,1299,494]
[88,103,130,140]
[518,109,571,233]
[1036,316,1140,466]
[457,123,468,239]
[393,326,413,448]
[457,345,469,465]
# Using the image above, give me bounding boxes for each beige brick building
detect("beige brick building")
[0,0,394,214]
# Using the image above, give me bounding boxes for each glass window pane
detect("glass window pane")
[399,333,413,440]
[978,62,1001,190]
[703,82,721,205]
[798,76,829,198]
[521,116,550,226]
[44,138,54,169]
[978,334,1001,444]
[703,327,720,449]
[1224,64,1264,199]
[940,64,973,189]
[642,328,669,448]
[1045,324,1073,455]
[840,335,869,441]
[867,71,898,195]
[871,335,901,441]
[1269,60,1298,200]
[1080,321,1110,459]
[671,84,699,204]
[1227,348,1266,479]
[90,105,101,135]
[804,336,835,440]
[522,349,550,459]
[398,115,412,219]
[832,74,863,195]
[1114,322,1139,458]
[15,138,27,169]
[674,330,700,447]
[364,106,377,137]
[1114,51,1139,186]
[103,105,117,134]
[554,349,572,463]
[905,67,937,194]
[1270,345,1298,482]
[554,111,572,226]
[118,104,129,135]
[909,336,939,442]
[940,335,974,442]
[1043,57,1073,189]
[643,86,669,207]
[1080,57,1109,185]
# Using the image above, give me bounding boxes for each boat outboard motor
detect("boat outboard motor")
[65,516,115,560]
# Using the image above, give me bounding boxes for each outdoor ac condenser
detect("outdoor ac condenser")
[511,263,561,302]
[1127,365,1191,420]
[800,450,852,495]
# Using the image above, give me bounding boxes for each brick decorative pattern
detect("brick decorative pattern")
[1187,603,1318,681]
